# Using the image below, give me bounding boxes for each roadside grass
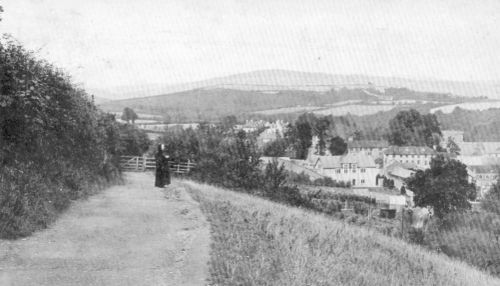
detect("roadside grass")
[181,180,500,286]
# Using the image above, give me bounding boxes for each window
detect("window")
[352,169,356,173]
[344,169,348,173]
[424,160,428,165]
[417,160,420,165]
[361,168,366,173]
[336,169,341,174]
[361,179,365,184]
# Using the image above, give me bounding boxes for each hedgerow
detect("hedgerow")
[0,37,128,238]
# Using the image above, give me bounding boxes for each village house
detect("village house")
[467,165,499,199]
[308,153,379,187]
[441,130,500,157]
[347,139,389,158]
[256,120,289,147]
[383,146,436,170]
[383,161,417,189]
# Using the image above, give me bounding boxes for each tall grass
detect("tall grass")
[182,180,500,286]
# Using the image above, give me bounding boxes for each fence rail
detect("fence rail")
[120,156,196,174]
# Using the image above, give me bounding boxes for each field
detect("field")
[254,106,323,115]
[430,100,500,113]
[313,104,399,116]
[181,180,500,286]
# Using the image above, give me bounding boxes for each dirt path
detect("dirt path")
[0,173,210,286]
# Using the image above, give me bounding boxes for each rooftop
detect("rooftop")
[348,140,389,149]
[468,165,500,174]
[313,153,377,169]
[384,146,436,156]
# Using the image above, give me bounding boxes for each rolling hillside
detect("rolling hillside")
[99,86,474,123]
[181,180,500,286]
[92,69,500,100]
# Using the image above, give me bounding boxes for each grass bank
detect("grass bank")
[182,180,500,286]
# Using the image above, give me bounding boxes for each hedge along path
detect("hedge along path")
[0,173,210,286]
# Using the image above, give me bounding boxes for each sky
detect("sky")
[1,0,500,97]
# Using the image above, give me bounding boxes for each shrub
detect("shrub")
[0,37,124,238]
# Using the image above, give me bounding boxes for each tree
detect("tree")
[313,117,331,155]
[263,138,288,157]
[447,137,461,155]
[388,109,441,147]
[117,124,151,155]
[328,136,347,155]
[406,155,476,219]
[482,178,500,215]
[121,107,138,124]
[220,115,238,131]
[286,115,314,159]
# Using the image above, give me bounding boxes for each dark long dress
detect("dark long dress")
[155,151,170,187]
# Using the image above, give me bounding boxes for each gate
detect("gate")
[120,156,196,174]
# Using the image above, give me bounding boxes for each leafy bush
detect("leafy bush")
[421,212,500,277]
[0,37,124,238]
[117,123,151,155]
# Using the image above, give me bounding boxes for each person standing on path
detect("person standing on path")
[155,144,170,187]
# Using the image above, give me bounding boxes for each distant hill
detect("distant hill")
[91,69,500,100]
[99,85,474,123]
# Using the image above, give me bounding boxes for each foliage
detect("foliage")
[285,171,351,188]
[263,160,287,191]
[117,123,150,155]
[262,138,288,157]
[313,116,331,155]
[382,177,395,189]
[286,114,313,159]
[422,212,500,277]
[120,107,138,123]
[482,179,500,215]
[0,38,124,238]
[406,155,476,219]
[388,109,441,147]
[220,115,238,131]
[160,125,262,191]
[328,136,347,155]
[157,127,200,161]
[447,137,461,155]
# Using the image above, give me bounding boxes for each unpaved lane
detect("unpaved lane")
[0,173,209,286]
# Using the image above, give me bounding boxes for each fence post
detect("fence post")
[135,157,139,171]
[142,155,147,171]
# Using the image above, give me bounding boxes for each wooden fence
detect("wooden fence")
[120,156,196,174]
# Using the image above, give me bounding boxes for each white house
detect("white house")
[383,146,436,170]
[309,153,379,187]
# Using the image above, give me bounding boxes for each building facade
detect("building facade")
[468,165,499,199]
[383,146,436,170]
[347,140,389,158]
[310,153,379,187]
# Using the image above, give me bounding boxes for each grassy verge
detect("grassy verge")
[182,180,500,286]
